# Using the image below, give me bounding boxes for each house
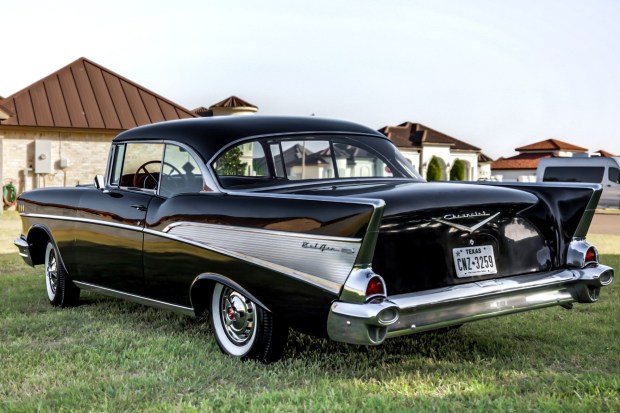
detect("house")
[477,152,494,180]
[592,149,616,157]
[491,138,589,181]
[0,57,196,204]
[378,122,484,180]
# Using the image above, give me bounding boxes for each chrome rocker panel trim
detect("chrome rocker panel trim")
[73,281,195,316]
[327,265,614,346]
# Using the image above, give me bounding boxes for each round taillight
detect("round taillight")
[585,246,598,265]
[366,276,386,298]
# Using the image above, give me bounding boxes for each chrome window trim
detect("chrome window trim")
[207,131,386,169]
[107,139,220,194]
[73,281,195,316]
[207,132,410,193]
[103,142,117,187]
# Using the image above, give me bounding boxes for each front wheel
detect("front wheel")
[44,241,80,307]
[210,283,287,363]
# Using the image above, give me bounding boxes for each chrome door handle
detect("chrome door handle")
[131,204,147,211]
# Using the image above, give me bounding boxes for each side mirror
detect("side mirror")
[94,175,105,190]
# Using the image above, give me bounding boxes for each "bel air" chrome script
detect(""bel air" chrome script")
[301,242,356,254]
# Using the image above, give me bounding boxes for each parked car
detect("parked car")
[536,156,620,208]
[15,116,614,362]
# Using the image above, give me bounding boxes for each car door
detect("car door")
[142,143,210,305]
[74,142,164,295]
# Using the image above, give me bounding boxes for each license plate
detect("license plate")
[452,245,497,278]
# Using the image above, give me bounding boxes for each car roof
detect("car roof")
[112,116,387,161]
[538,157,620,167]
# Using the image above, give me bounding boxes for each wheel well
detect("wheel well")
[190,278,216,317]
[27,227,51,266]
[190,274,271,317]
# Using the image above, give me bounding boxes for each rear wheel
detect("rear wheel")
[44,241,80,307]
[210,283,287,363]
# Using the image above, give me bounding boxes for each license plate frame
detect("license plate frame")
[452,245,497,278]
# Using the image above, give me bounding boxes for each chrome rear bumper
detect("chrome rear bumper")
[14,236,33,267]
[327,265,614,345]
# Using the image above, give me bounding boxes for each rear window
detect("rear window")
[542,166,605,183]
[212,135,420,189]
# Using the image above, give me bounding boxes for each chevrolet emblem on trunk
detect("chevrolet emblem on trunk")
[434,211,500,233]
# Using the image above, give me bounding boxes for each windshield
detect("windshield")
[212,135,422,188]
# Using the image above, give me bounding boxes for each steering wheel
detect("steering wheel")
[133,160,183,189]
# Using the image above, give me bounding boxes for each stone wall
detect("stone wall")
[1,129,117,195]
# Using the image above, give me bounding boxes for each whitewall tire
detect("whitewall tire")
[44,241,80,307]
[210,283,288,362]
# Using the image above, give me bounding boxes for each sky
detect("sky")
[1,0,618,159]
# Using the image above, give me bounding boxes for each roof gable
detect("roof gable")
[515,138,587,152]
[379,122,480,151]
[0,57,196,129]
[209,95,258,109]
[491,153,551,170]
[593,149,615,157]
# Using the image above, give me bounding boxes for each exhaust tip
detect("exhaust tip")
[599,270,614,286]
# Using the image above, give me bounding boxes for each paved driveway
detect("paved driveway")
[590,212,620,235]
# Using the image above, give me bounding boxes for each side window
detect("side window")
[543,167,605,183]
[279,140,333,180]
[213,142,273,188]
[609,167,620,184]
[159,145,203,197]
[214,142,269,177]
[118,143,164,190]
[332,142,393,178]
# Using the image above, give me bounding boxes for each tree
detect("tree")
[426,156,441,181]
[216,146,247,175]
[450,159,465,181]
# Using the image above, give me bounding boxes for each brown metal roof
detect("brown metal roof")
[593,149,615,157]
[0,57,196,129]
[515,138,587,152]
[208,95,258,109]
[379,122,480,151]
[491,153,551,170]
[192,106,213,117]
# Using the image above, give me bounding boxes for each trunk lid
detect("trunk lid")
[283,180,552,295]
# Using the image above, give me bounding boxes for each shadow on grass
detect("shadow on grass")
[5,252,617,382]
[69,288,564,375]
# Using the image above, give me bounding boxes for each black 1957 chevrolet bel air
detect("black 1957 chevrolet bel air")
[14,116,614,362]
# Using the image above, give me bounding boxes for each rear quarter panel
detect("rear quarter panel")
[142,192,379,334]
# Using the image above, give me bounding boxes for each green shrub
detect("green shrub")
[426,156,441,181]
[450,159,465,181]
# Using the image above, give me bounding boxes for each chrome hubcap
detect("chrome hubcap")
[219,287,256,345]
[46,250,58,295]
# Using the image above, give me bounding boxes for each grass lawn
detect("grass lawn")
[0,212,618,412]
